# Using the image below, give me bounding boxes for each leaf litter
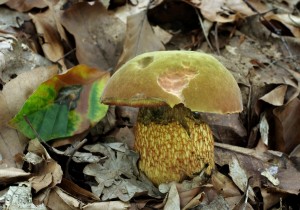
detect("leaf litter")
[0,0,300,209]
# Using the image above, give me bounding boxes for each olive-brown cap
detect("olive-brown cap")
[101,51,243,114]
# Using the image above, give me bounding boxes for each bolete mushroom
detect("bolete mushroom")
[101,51,243,186]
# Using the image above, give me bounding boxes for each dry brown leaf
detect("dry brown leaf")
[0,37,52,83]
[115,10,165,69]
[114,0,157,23]
[187,0,268,23]
[260,189,282,210]
[271,98,300,154]
[83,201,130,210]
[211,171,241,198]
[0,5,30,32]
[29,10,66,70]
[164,182,180,210]
[198,195,230,210]
[27,139,63,193]
[0,0,8,4]
[45,187,81,210]
[0,167,30,184]
[60,2,125,70]
[5,0,47,12]
[199,113,247,146]
[1,182,47,210]
[215,142,300,196]
[83,143,160,201]
[227,196,253,210]
[59,178,100,203]
[0,65,59,167]
[259,85,288,106]
[228,156,255,201]
[43,0,70,47]
[182,192,204,210]
[263,14,300,38]
[113,127,135,150]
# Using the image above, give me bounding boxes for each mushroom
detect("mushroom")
[101,51,243,186]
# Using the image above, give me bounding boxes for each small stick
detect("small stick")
[23,115,55,153]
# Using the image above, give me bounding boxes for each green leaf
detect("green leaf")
[10,65,110,141]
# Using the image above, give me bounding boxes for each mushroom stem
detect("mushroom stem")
[135,104,214,186]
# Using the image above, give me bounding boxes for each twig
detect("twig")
[214,22,221,55]
[23,115,55,153]
[195,8,214,52]
[55,47,76,64]
[64,138,88,179]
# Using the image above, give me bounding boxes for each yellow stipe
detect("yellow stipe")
[135,117,214,186]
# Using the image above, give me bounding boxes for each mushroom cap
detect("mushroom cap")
[101,51,243,114]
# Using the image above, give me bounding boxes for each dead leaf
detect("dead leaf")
[45,187,82,210]
[0,0,8,5]
[0,6,30,31]
[228,156,255,201]
[0,37,52,83]
[43,0,70,47]
[271,98,300,153]
[164,182,180,210]
[199,113,247,146]
[115,10,165,69]
[114,0,155,23]
[60,2,126,70]
[5,0,47,12]
[215,142,300,196]
[29,10,66,70]
[83,143,160,201]
[0,182,47,210]
[0,65,59,167]
[182,192,205,210]
[189,0,268,23]
[26,139,63,193]
[211,171,241,198]
[83,200,130,210]
[0,167,30,184]
[59,178,100,203]
[263,14,300,38]
[259,85,288,106]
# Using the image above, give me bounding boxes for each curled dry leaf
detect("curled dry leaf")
[26,139,63,193]
[29,10,66,70]
[45,187,82,210]
[60,2,125,70]
[259,85,288,106]
[263,14,300,38]
[0,167,30,185]
[59,178,100,203]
